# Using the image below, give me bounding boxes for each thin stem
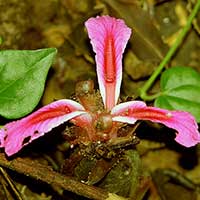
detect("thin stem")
[0,167,25,200]
[139,0,200,101]
[43,154,59,171]
[139,92,162,101]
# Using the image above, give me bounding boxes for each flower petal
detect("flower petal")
[111,101,200,147]
[85,16,131,110]
[0,99,88,156]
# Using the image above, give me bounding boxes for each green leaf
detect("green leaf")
[155,66,200,122]
[0,48,57,119]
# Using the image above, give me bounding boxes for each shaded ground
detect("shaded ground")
[0,0,200,199]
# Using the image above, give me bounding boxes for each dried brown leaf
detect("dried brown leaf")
[99,150,142,197]
[102,0,168,61]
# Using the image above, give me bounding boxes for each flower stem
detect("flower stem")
[139,0,200,101]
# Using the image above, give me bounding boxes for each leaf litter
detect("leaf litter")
[0,0,199,199]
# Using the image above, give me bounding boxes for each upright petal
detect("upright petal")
[85,16,131,110]
[111,101,200,147]
[0,99,88,156]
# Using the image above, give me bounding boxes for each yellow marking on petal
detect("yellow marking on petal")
[166,112,172,118]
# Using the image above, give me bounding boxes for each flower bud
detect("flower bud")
[95,113,113,132]
[75,80,94,96]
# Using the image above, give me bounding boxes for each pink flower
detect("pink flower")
[0,16,199,156]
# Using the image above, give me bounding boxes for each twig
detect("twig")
[0,153,127,200]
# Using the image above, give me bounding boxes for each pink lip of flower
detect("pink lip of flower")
[0,16,200,156]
